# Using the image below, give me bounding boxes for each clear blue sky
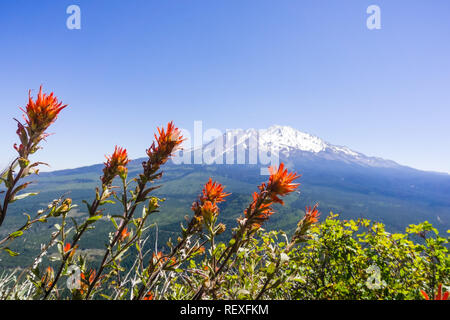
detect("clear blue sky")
[1,0,449,173]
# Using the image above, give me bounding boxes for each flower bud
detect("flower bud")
[216,223,226,235]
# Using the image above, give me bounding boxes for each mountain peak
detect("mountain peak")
[199,124,401,169]
[260,125,328,153]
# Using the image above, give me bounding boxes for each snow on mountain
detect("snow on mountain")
[192,125,401,169]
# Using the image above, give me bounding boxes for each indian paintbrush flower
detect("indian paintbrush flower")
[421,284,449,300]
[290,204,321,244]
[141,121,184,182]
[41,267,54,290]
[12,86,67,159]
[102,146,130,185]
[191,179,230,228]
[79,269,101,295]
[143,292,154,300]
[266,163,301,205]
[118,227,131,242]
[147,121,184,163]
[200,200,219,224]
[244,163,300,230]
[1,86,67,228]
[63,242,78,259]
[304,204,320,225]
[244,191,275,230]
[151,251,177,268]
[201,178,231,204]
[21,85,67,136]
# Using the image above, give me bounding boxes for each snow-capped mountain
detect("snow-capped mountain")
[194,125,401,169]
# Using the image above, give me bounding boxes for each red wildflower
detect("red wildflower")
[245,191,275,229]
[304,204,320,224]
[146,121,184,165]
[63,243,78,259]
[118,227,131,242]
[291,204,321,243]
[421,284,449,300]
[202,178,231,204]
[79,269,101,295]
[64,243,71,253]
[243,163,300,230]
[152,251,164,264]
[197,246,206,254]
[151,251,177,269]
[21,85,67,134]
[266,163,301,204]
[143,292,154,300]
[200,200,219,223]
[140,121,184,183]
[102,146,130,185]
[41,266,54,289]
[191,179,230,228]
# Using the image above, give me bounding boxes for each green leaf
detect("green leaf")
[111,215,126,220]
[99,200,115,205]
[11,192,38,203]
[236,289,250,298]
[110,217,119,229]
[3,247,19,256]
[11,182,32,197]
[87,214,102,224]
[71,217,79,233]
[0,167,9,181]
[5,168,14,188]
[9,231,23,239]
[267,262,276,275]
[82,200,92,214]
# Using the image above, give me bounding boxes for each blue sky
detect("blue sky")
[0,0,449,173]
